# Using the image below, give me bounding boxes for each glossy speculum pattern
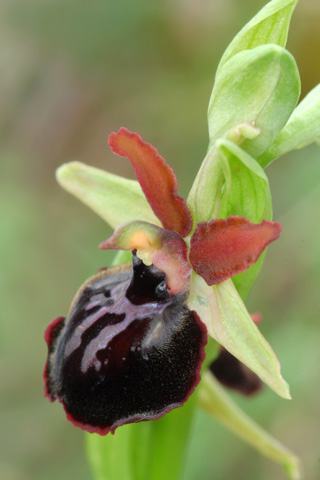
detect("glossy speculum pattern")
[44,253,207,434]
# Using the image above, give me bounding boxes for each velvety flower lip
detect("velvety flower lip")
[109,128,193,237]
[43,256,207,435]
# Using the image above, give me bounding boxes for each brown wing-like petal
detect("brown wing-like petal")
[109,128,192,237]
[189,216,281,285]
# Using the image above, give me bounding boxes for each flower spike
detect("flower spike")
[109,128,193,237]
[189,216,281,285]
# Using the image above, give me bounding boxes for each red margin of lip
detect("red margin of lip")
[43,316,65,401]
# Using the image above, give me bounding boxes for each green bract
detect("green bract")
[208,44,300,157]
[259,83,320,166]
[217,0,299,72]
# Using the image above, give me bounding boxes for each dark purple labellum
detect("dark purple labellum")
[44,253,207,434]
[209,349,262,396]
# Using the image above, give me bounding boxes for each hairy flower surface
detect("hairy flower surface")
[44,128,281,433]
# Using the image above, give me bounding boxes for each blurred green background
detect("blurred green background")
[1,0,320,479]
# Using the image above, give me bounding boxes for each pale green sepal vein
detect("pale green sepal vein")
[208,45,300,158]
[199,372,302,480]
[258,83,320,167]
[56,161,160,230]
[217,0,299,74]
[188,273,291,399]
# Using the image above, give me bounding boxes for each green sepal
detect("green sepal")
[86,391,198,480]
[56,161,160,229]
[208,44,300,158]
[199,372,302,480]
[188,273,290,399]
[217,0,299,74]
[258,83,320,167]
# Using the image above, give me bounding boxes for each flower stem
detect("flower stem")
[199,371,303,480]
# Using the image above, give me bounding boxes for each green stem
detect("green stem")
[199,371,303,480]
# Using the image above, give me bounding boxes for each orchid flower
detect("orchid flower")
[44,126,283,432]
[43,1,320,478]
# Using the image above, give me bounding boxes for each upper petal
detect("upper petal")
[189,216,281,285]
[108,128,192,237]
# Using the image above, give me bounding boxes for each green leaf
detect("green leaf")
[188,273,290,399]
[56,161,160,229]
[86,393,198,480]
[217,0,299,74]
[258,83,320,167]
[199,372,302,480]
[208,44,300,158]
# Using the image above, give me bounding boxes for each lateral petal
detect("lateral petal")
[190,216,281,285]
[109,128,192,237]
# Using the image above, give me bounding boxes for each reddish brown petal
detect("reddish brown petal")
[108,128,192,237]
[189,216,281,285]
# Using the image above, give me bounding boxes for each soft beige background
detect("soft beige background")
[1,0,320,479]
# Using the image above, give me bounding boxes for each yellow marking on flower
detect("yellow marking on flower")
[129,232,152,250]
[136,249,153,266]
